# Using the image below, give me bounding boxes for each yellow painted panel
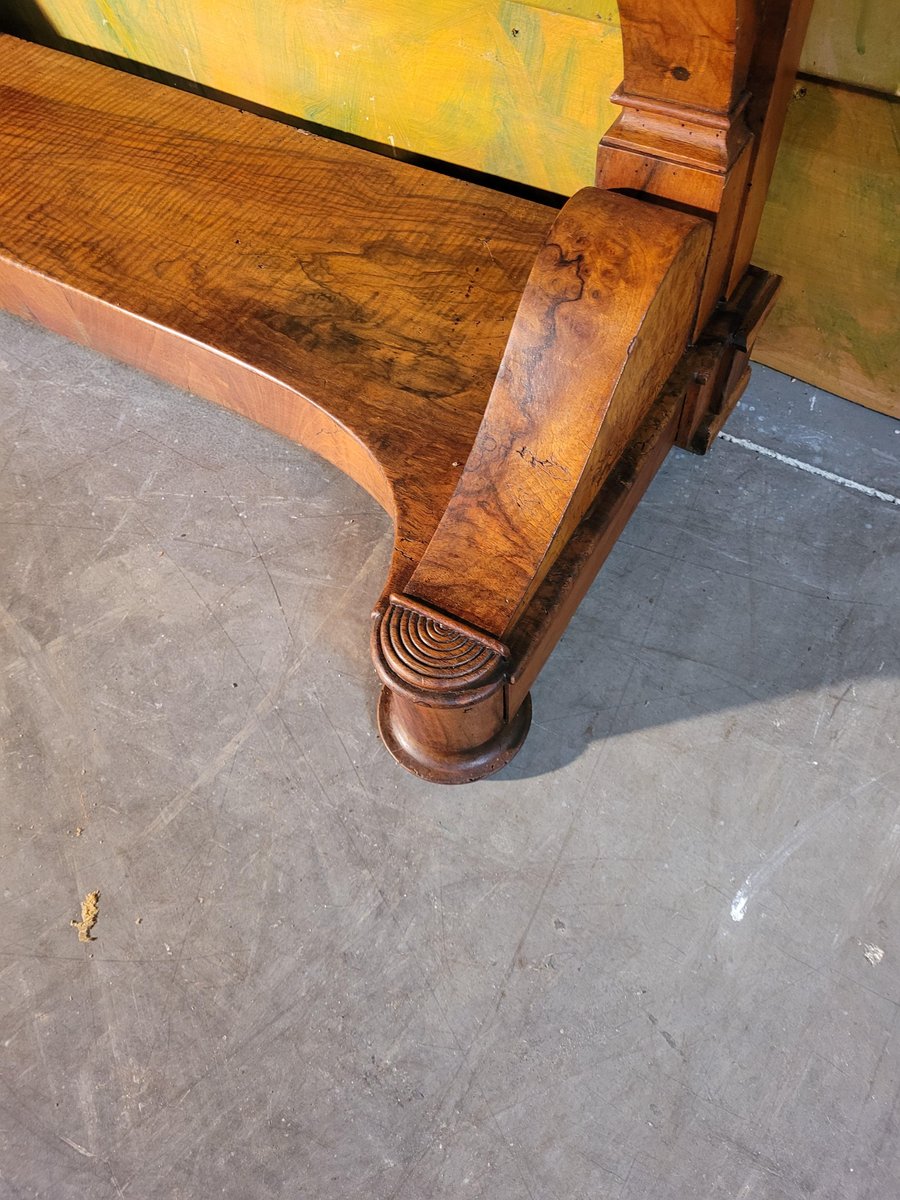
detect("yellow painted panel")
[800,0,897,96]
[520,1,618,20]
[753,82,899,417]
[22,0,623,195]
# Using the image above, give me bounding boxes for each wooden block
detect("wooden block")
[403,189,710,636]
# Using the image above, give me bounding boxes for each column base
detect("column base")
[377,688,532,784]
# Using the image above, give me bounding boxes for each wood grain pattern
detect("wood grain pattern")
[596,0,759,334]
[373,378,689,783]
[597,0,814,343]
[403,188,710,636]
[4,1,894,414]
[0,34,554,588]
[2,0,623,196]
[0,6,814,780]
[616,0,756,112]
[506,386,681,711]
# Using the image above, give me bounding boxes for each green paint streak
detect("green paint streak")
[500,2,544,74]
[854,0,870,56]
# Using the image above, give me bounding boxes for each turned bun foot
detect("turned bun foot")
[376,687,532,784]
[372,594,531,783]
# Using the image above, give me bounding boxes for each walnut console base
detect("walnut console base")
[0,27,798,781]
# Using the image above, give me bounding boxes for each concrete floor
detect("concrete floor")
[1,307,898,1199]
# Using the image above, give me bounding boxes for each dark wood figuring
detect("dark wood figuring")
[401,189,710,637]
[0,5,810,781]
[598,0,756,334]
[0,33,553,591]
[370,188,711,779]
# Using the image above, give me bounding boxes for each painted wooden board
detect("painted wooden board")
[801,0,897,96]
[522,2,618,18]
[5,0,623,196]
[6,1,897,178]
[4,2,895,179]
[752,80,899,418]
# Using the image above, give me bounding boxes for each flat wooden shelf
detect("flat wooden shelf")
[0,34,553,594]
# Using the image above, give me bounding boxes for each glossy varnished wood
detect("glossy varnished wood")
[0,6,811,781]
[0,34,553,589]
[403,188,710,637]
[596,0,812,337]
[368,185,711,780]
[371,1,813,779]
[1,0,625,197]
[6,3,890,414]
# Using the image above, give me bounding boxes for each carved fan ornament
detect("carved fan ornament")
[376,595,509,699]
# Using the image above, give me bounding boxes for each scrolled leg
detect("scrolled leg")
[368,187,711,780]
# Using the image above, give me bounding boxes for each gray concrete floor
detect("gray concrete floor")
[1,307,898,1199]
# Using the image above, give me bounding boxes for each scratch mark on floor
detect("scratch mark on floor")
[830,682,854,720]
[59,1134,94,1157]
[730,774,890,922]
[225,491,296,647]
[137,659,299,840]
[647,1012,686,1060]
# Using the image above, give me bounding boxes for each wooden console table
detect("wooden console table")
[0,1,813,780]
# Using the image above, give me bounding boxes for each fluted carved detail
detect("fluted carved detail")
[375,594,508,699]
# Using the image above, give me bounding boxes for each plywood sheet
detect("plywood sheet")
[800,0,897,96]
[752,81,899,417]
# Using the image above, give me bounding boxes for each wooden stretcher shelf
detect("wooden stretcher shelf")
[0,34,554,577]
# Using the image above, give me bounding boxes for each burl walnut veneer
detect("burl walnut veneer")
[0,1,813,781]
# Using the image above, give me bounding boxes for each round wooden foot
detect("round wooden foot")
[377,687,532,784]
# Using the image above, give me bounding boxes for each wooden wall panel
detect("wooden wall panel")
[753,81,899,418]
[800,0,897,96]
[758,79,897,417]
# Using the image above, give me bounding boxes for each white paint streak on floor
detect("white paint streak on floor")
[718,432,900,506]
